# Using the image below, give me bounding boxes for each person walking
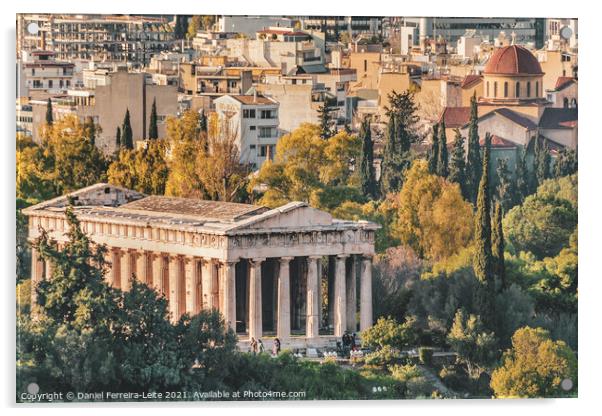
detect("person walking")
[258,339,265,354]
[250,337,258,355]
[273,338,281,356]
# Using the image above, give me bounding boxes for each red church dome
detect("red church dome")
[483,45,544,76]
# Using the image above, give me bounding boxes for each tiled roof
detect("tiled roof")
[121,195,268,222]
[492,108,538,130]
[554,76,576,91]
[461,74,482,89]
[484,45,543,76]
[439,107,471,128]
[229,95,275,105]
[539,107,578,129]
[479,134,518,149]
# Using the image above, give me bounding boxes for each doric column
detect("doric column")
[334,254,348,337]
[346,255,357,332]
[110,248,121,289]
[168,255,183,319]
[184,256,200,315]
[120,249,134,292]
[248,258,265,340]
[306,256,321,339]
[30,246,44,306]
[277,257,293,339]
[152,252,165,295]
[360,255,373,332]
[136,250,150,285]
[222,260,237,331]
[201,259,214,310]
[211,260,220,310]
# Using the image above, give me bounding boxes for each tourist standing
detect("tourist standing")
[250,337,258,355]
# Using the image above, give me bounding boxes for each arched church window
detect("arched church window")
[504,82,508,98]
[515,82,520,98]
[494,82,498,98]
[527,81,531,97]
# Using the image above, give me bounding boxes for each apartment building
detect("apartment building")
[17,14,175,65]
[18,50,75,98]
[214,94,280,168]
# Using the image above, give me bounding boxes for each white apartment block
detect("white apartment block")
[214,94,280,169]
[18,50,75,97]
[217,16,293,37]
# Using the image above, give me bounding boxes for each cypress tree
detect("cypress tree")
[148,98,159,140]
[45,98,54,126]
[317,104,333,139]
[449,129,468,199]
[491,202,506,292]
[466,93,482,204]
[554,148,577,177]
[359,116,377,199]
[199,110,208,134]
[83,116,96,147]
[473,133,494,326]
[121,108,133,150]
[495,157,518,212]
[115,126,121,149]
[516,146,529,202]
[428,123,439,174]
[436,121,449,177]
[534,137,551,187]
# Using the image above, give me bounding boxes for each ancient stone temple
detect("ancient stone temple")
[23,183,378,348]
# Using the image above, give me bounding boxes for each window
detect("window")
[249,126,256,131]
[526,82,531,97]
[504,82,508,98]
[250,144,256,150]
[243,109,256,118]
[493,81,497,98]
[364,59,367,72]
[535,82,539,97]
[260,110,275,119]
[563,97,569,108]
[48,80,53,89]
[259,127,274,138]
[486,82,489,96]
[515,82,520,98]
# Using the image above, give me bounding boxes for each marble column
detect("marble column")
[110,248,121,289]
[184,256,200,315]
[201,259,214,310]
[152,253,165,296]
[211,261,220,311]
[306,256,321,339]
[120,249,134,292]
[136,250,150,285]
[334,254,348,337]
[168,255,182,319]
[277,257,293,339]
[30,246,44,306]
[44,258,53,280]
[222,260,237,330]
[248,258,265,341]
[360,255,373,332]
[346,255,357,332]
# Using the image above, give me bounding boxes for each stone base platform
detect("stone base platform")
[237,335,340,353]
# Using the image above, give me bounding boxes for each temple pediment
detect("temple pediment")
[229,202,334,231]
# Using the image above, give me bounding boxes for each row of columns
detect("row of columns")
[30,246,373,339]
[248,254,373,341]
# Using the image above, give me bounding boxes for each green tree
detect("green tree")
[45,98,53,126]
[496,157,518,212]
[317,104,334,139]
[358,116,377,199]
[534,137,551,189]
[115,126,121,150]
[361,316,417,350]
[148,98,159,140]
[491,202,506,291]
[447,309,498,378]
[516,146,529,202]
[83,116,98,147]
[466,93,482,204]
[490,326,577,398]
[472,134,494,326]
[428,123,439,174]
[503,193,577,259]
[554,149,577,178]
[121,108,133,150]
[380,91,419,195]
[186,15,202,39]
[436,121,448,177]
[448,129,468,199]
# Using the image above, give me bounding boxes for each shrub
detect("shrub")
[364,345,401,368]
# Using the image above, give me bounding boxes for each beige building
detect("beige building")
[24,184,378,349]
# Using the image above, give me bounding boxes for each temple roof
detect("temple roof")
[22,183,379,235]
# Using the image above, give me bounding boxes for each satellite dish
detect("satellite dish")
[560,26,573,40]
